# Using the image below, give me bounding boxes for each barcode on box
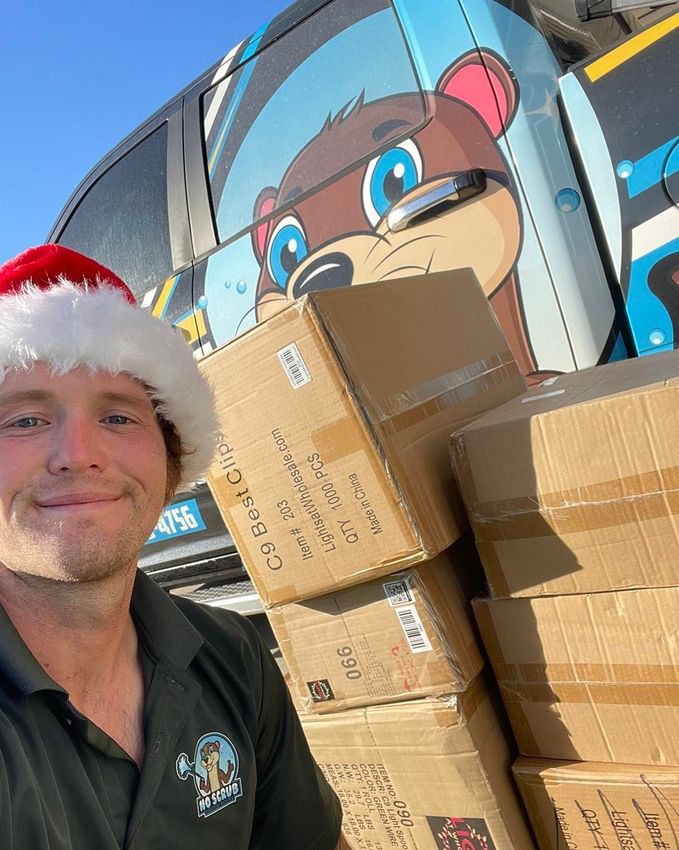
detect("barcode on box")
[277,343,311,389]
[395,605,432,654]
[383,579,413,607]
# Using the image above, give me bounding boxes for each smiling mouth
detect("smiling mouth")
[36,495,121,510]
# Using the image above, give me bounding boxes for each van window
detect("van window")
[59,124,172,296]
[203,0,425,246]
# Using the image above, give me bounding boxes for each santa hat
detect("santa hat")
[0,244,218,491]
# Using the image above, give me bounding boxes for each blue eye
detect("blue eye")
[266,216,309,290]
[362,139,423,226]
[12,417,42,429]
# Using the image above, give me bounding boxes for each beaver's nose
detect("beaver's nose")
[292,252,354,298]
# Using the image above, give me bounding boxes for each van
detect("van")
[47,0,678,610]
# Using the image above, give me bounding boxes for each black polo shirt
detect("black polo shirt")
[0,571,341,849]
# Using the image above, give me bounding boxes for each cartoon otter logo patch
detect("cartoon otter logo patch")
[176,732,243,818]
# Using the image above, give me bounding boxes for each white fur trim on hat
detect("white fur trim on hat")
[0,280,218,491]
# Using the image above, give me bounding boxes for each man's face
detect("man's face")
[0,364,167,584]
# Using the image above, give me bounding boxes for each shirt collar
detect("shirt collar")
[130,570,204,671]
[0,570,204,697]
[0,599,65,697]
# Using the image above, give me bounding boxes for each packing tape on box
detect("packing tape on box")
[493,662,679,687]
[311,415,368,463]
[476,600,679,699]
[263,584,300,608]
[503,703,541,755]
[430,675,488,728]
[372,350,520,434]
[499,680,679,706]
[468,464,679,541]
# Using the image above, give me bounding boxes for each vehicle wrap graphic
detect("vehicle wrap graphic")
[197,0,617,380]
[560,13,679,357]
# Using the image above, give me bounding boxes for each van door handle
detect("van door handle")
[386,169,487,233]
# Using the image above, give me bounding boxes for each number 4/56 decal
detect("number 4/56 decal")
[147,498,207,543]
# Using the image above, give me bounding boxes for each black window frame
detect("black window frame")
[184,0,429,261]
[48,100,191,292]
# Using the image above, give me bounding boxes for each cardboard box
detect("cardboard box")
[202,270,525,606]
[269,538,485,713]
[474,589,679,765]
[450,352,679,597]
[282,671,306,715]
[301,677,536,850]
[513,757,679,850]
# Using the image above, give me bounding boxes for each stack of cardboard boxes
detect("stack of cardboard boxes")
[200,270,537,849]
[450,354,679,850]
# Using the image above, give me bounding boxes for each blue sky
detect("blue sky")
[0,0,289,264]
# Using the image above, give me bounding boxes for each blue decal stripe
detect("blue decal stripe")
[626,237,679,354]
[174,307,196,325]
[241,21,268,61]
[626,135,679,198]
[208,23,268,180]
[157,274,181,319]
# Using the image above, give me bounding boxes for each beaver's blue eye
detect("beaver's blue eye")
[266,216,309,290]
[362,139,423,227]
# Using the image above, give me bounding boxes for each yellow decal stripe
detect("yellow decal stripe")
[174,312,203,345]
[585,13,679,82]
[151,276,179,319]
[195,308,207,339]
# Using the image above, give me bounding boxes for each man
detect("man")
[0,245,348,849]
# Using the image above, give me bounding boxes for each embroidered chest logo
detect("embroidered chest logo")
[176,732,243,817]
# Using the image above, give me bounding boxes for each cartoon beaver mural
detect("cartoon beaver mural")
[251,49,553,384]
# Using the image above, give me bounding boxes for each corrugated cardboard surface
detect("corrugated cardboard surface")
[450,352,679,597]
[474,589,679,764]
[301,678,535,850]
[315,271,526,559]
[269,538,485,713]
[201,270,525,606]
[514,757,679,850]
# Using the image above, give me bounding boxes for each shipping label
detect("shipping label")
[277,342,312,388]
[383,578,413,606]
[394,605,432,654]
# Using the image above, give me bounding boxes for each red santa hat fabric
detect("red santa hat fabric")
[0,244,218,491]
